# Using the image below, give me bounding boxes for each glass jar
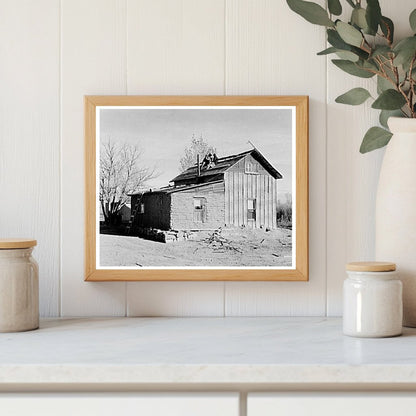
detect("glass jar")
[343,262,402,338]
[0,239,39,332]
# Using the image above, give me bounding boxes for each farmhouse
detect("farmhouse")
[129,148,282,232]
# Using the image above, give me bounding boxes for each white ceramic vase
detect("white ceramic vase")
[376,117,416,327]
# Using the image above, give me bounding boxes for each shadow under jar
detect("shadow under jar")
[0,239,39,332]
[343,262,403,338]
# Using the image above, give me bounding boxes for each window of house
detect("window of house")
[248,198,256,221]
[138,203,145,214]
[193,197,206,222]
[194,198,204,210]
[245,161,259,174]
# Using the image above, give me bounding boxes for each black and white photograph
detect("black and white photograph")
[97,105,295,269]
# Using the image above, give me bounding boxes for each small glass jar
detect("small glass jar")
[0,239,39,332]
[343,262,402,338]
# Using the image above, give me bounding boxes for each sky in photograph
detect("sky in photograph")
[99,107,293,197]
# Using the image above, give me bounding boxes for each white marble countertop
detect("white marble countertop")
[1,317,416,389]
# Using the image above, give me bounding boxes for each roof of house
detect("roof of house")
[129,148,282,196]
[170,148,282,183]
[129,180,224,196]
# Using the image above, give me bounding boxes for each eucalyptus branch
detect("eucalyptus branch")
[287,0,416,152]
[377,25,393,48]
[409,56,416,117]
[362,37,373,53]
[397,82,412,117]
[374,56,385,73]
[358,65,383,78]
[375,58,401,90]
[390,59,400,86]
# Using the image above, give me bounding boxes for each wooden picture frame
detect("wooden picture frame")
[85,96,308,281]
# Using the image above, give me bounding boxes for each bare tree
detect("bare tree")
[100,138,157,225]
[179,134,217,172]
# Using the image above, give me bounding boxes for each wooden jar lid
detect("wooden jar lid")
[346,261,396,272]
[0,239,37,249]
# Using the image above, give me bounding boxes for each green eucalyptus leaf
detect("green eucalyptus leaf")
[328,0,342,16]
[317,47,338,55]
[371,46,392,58]
[378,66,404,87]
[357,45,371,59]
[335,87,371,105]
[372,89,406,110]
[394,36,416,70]
[351,7,368,32]
[327,29,369,59]
[377,75,393,94]
[360,127,392,153]
[335,50,359,62]
[380,16,394,44]
[379,110,402,129]
[377,65,401,90]
[351,46,369,60]
[366,0,382,35]
[287,0,334,27]
[336,21,363,47]
[327,29,348,48]
[317,46,359,61]
[394,36,416,53]
[332,59,375,78]
[362,59,379,71]
[410,9,416,32]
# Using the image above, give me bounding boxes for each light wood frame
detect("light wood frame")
[85,96,308,281]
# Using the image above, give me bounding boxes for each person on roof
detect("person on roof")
[201,152,218,170]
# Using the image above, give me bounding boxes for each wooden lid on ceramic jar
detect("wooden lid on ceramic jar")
[0,239,37,249]
[346,261,396,272]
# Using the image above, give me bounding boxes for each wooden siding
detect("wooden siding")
[229,154,270,175]
[224,155,278,228]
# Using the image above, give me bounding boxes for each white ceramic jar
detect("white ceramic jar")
[0,239,39,332]
[343,262,402,338]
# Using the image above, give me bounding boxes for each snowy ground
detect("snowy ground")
[100,228,292,268]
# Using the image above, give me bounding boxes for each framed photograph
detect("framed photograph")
[85,96,308,281]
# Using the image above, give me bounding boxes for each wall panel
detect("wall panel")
[61,0,127,316]
[0,0,60,317]
[125,0,226,316]
[126,0,226,95]
[224,0,327,316]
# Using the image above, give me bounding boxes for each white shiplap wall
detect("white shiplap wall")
[0,0,413,317]
[0,0,61,316]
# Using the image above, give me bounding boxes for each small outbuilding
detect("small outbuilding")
[129,148,282,232]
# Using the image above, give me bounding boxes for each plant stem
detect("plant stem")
[409,56,416,117]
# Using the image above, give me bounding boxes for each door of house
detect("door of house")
[247,198,256,228]
[193,197,206,223]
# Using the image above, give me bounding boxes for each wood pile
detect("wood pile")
[203,228,242,253]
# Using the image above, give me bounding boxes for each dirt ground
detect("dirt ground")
[100,228,292,267]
